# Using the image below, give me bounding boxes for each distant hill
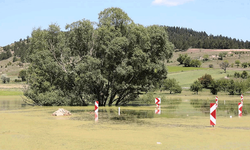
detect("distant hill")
[164,26,250,51]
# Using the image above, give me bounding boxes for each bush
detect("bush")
[234,72,241,78]
[241,71,248,79]
[1,75,10,84]
[18,62,23,67]
[15,79,22,82]
[209,64,213,68]
[242,62,248,68]
[13,56,18,62]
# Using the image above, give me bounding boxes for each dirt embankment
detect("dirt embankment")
[187,48,250,53]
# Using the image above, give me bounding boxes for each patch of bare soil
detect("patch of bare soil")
[187,48,250,53]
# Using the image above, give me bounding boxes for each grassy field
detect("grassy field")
[1,49,250,149]
[1,105,250,150]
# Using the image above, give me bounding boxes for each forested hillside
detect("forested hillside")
[165,26,250,51]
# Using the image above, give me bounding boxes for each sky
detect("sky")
[0,0,249,46]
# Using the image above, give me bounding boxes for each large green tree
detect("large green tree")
[24,7,174,106]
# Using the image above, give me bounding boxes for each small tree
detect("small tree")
[162,78,182,94]
[177,54,188,65]
[241,71,248,79]
[209,64,213,68]
[18,70,27,81]
[198,74,213,88]
[235,60,241,68]
[220,60,229,73]
[190,59,202,67]
[210,80,220,95]
[203,54,209,61]
[241,62,248,68]
[1,74,10,84]
[183,56,191,67]
[218,52,227,60]
[190,80,203,94]
[13,56,18,62]
[234,72,240,78]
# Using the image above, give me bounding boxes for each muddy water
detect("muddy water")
[68,99,250,123]
[1,98,249,123]
[0,99,27,110]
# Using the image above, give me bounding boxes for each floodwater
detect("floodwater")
[1,98,248,123]
[1,98,250,150]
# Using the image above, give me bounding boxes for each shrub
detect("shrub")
[15,79,22,82]
[242,62,248,68]
[241,71,248,79]
[1,75,10,84]
[209,64,213,68]
[234,72,240,78]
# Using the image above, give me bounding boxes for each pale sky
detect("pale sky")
[0,0,249,46]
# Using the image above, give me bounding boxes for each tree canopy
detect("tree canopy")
[24,7,174,106]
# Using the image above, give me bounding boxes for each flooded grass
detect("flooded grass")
[1,97,250,150]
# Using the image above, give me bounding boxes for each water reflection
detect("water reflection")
[0,100,27,111]
[190,99,249,116]
[163,98,182,109]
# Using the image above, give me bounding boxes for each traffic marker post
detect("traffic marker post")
[210,103,216,127]
[155,98,161,105]
[155,98,161,114]
[95,101,98,122]
[238,102,242,117]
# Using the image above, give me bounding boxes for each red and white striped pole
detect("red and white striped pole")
[155,98,161,114]
[238,102,242,117]
[215,96,218,108]
[210,103,216,127]
[155,98,161,105]
[241,94,243,106]
[95,101,98,122]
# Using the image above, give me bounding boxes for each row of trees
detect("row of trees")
[190,73,250,95]
[177,54,202,67]
[23,7,174,106]
[3,22,250,60]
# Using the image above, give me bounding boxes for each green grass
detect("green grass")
[168,68,237,87]
[0,90,23,96]
[167,66,207,73]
